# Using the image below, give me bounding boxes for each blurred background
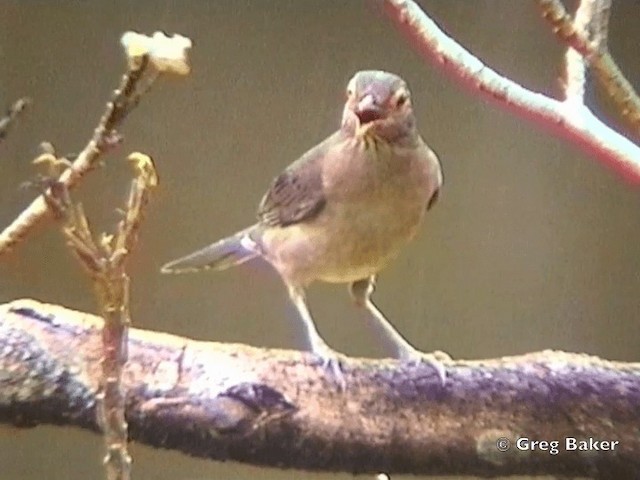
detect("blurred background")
[1,1,639,479]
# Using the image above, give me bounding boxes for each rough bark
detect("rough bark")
[0,299,638,478]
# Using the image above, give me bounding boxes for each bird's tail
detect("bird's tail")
[160,226,260,274]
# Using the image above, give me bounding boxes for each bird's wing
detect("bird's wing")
[257,132,341,227]
[426,147,443,211]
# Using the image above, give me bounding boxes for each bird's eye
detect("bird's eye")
[395,94,408,107]
[346,88,354,98]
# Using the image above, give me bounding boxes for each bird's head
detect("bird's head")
[341,70,416,141]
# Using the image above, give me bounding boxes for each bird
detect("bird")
[161,70,445,381]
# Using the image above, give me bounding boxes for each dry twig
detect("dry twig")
[0,62,151,256]
[0,97,31,143]
[0,31,190,256]
[0,29,189,480]
[41,152,158,480]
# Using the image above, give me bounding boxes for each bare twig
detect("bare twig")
[0,60,153,257]
[537,0,640,137]
[1,300,639,479]
[41,153,158,480]
[382,0,640,184]
[0,32,190,257]
[0,97,31,143]
[1,30,189,479]
[563,0,595,103]
[591,0,612,50]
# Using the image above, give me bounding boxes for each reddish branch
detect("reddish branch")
[382,0,640,183]
[1,300,639,479]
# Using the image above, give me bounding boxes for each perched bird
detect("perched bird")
[162,70,444,378]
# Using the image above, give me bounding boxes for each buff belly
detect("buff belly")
[260,199,425,285]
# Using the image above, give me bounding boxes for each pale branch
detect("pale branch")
[563,0,594,104]
[590,0,612,50]
[382,0,640,183]
[1,299,639,479]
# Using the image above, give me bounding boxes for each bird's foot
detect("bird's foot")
[398,347,451,386]
[311,344,347,392]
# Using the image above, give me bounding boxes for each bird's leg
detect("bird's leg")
[287,285,345,386]
[349,276,449,384]
[287,285,332,354]
[349,277,420,357]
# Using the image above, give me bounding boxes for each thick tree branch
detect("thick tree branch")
[382,0,640,184]
[1,299,639,479]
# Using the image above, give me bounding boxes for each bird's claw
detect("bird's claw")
[312,347,347,392]
[400,349,451,386]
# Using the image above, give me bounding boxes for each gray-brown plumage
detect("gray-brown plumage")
[162,70,444,377]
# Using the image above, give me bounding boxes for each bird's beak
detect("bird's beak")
[354,94,384,126]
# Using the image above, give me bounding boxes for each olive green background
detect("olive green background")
[1,1,639,479]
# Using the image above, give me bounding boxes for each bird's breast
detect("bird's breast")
[313,135,434,279]
[261,134,440,286]
[323,135,432,207]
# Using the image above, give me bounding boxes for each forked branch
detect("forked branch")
[0,31,191,257]
[40,152,158,480]
[383,0,640,182]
